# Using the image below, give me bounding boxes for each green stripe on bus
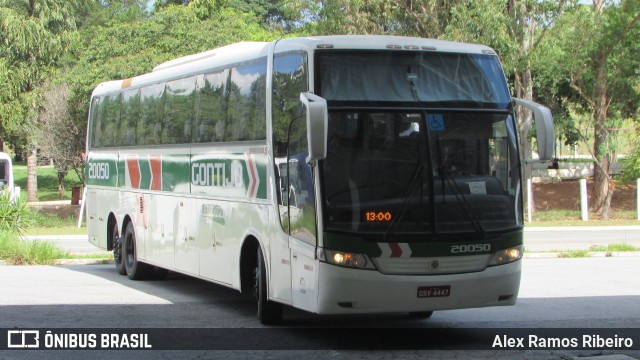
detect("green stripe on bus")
[86,154,118,187]
[139,157,152,190]
[323,229,523,258]
[162,155,191,192]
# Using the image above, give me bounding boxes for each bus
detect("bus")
[0,152,17,200]
[85,35,554,324]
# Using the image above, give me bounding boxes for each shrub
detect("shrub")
[0,191,30,234]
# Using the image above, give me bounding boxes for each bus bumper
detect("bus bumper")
[316,259,521,314]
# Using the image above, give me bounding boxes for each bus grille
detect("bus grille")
[372,254,490,275]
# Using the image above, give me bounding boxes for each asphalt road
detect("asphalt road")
[1,256,639,359]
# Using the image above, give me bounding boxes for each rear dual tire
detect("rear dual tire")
[112,223,126,275]
[122,221,152,280]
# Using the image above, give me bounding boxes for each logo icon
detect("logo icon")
[430,260,440,270]
[7,330,40,348]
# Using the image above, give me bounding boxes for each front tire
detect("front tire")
[254,246,283,324]
[408,311,434,319]
[122,221,151,280]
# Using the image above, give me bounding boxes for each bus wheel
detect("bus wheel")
[408,311,434,319]
[112,223,126,275]
[122,222,150,280]
[254,246,283,324]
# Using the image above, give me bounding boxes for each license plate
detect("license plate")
[417,286,451,298]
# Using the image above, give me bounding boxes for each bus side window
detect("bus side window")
[164,76,197,145]
[197,70,229,143]
[90,97,103,148]
[227,59,267,141]
[101,94,122,148]
[140,83,165,146]
[120,88,140,146]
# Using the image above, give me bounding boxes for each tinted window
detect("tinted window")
[119,88,140,146]
[227,59,267,141]
[90,58,268,148]
[317,51,511,107]
[139,83,165,145]
[99,94,122,148]
[89,97,103,148]
[197,69,229,143]
[164,76,197,144]
[271,52,311,236]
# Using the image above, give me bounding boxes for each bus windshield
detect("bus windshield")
[317,51,511,107]
[318,51,521,236]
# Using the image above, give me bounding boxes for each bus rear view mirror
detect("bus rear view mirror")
[513,98,555,162]
[300,92,328,164]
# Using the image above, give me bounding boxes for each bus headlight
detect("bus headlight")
[318,249,376,270]
[488,245,523,267]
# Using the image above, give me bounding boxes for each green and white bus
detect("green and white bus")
[85,35,554,324]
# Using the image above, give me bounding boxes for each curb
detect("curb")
[525,251,640,259]
[54,258,114,265]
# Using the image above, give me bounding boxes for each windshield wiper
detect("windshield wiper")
[383,118,430,240]
[435,134,487,238]
[383,160,424,241]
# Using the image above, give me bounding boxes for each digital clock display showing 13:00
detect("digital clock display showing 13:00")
[365,211,393,222]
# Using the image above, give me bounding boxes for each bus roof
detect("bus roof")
[90,35,496,98]
[275,35,495,54]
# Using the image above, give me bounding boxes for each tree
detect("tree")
[34,82,85,198]
[443,0,570,161]
[76,0,149,28]
[314,0,453,37]
[550,0,640,218]
[61,1,280,165]
[0,0,88,201]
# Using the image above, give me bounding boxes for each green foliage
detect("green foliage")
[314,0,454,37]
[62,5,279,150]
[589,243,640,252]
[77,0,149,28]
[0,190,30,233]
[0,0,90,150]
[12,163,83,201]
[444,0,515,68]
[621,139,640,181]
[558,250,590,258]
[0,231,70,265]
[530,209,637,226]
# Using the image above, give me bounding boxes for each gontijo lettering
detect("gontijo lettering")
[191,160,243,187]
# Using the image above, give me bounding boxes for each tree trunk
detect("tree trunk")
[57,170,67,200]
[515,68,534,159]
[55,161,68,200]
[27,148,38,202]
[590,0,612,219]
[591,49,611,218]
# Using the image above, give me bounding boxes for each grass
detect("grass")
[24,209,87,236]
[589,243,640,252]
[13,163,83,201]
[0,232,71,265]
[528,209,639,227]
[553,244,640,258]
[557,250,591,258]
